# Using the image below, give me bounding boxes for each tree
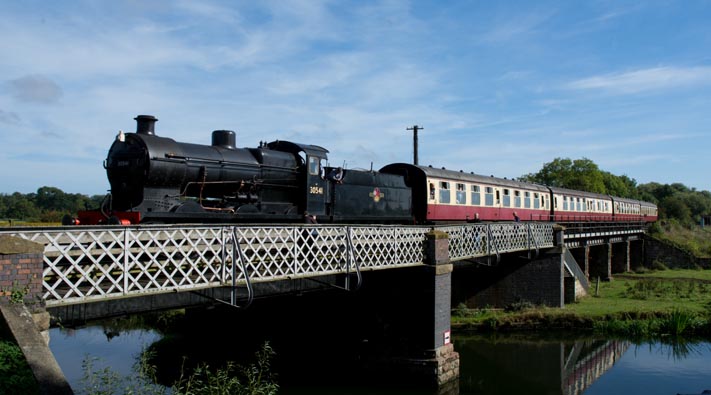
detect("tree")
[602,172,638,199]
[4,193,39,220]
[35,186,69,212]
[521,157,605,193]
[660,195,692,223]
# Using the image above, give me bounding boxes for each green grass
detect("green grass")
[453,268,711,337]
[568,273,711,316]
[621,269,711,281]
[653,221,711,258]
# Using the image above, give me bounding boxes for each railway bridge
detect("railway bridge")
[0,221,649,393]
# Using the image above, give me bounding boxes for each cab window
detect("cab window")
[308,157,321,176]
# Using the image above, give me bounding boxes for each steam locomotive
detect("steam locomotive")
[74,115,657,225]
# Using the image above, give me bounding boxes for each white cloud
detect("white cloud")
[567,66,711,94]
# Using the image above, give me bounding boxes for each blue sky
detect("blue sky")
[1,1,710,195]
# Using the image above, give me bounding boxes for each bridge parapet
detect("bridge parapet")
[1,223,556,307]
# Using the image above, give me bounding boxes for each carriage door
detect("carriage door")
[305,155,328,216]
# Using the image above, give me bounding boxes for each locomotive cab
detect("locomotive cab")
[267,140,330,218]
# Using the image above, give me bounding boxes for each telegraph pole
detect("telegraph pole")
[406,125,423,165]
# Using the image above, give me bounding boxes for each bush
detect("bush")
[0,340,38,394]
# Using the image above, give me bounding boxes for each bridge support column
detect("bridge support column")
[569,244,590,278]
[611,241,630,274]
[416,230,460,390]
[589,243,612,280]
[0,235,73,395]
[630,239,644,270]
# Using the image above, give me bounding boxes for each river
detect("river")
[49,322,711,394]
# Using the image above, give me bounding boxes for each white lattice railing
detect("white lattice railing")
[1,223,555,306]
[442,222,555,262]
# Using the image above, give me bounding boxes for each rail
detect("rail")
[1,223,557,306]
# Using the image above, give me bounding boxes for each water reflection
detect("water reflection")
[48,325,161,390]
[458,334,711,395]
[48,319,711,395]
[456,334,627,395]
[584,341,711,395]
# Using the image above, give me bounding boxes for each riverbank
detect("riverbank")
[452,268,711,337]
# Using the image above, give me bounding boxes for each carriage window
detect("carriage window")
[534,193,540,209]
[576,198,581,211]
[503,189,511,207]
[471,185,481,205]
[485,187,494,206]
[582,198,587,212]
[439,181,450,204]
[524,191,531,208]
[429,183,435,200]
[541,194,547,209]
[563,196,568,211]
[514,190,521,208]
[456,183,466,204]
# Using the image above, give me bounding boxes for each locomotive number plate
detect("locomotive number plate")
[309,186,324,195]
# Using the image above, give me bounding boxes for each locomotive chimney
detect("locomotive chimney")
[212,130,236,149]
[135,115,158,135]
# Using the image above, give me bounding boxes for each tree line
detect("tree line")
[0,187,104,224]
[1,158,708,225]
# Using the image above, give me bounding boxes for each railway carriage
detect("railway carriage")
[548,187,614,222]
[639,200,659,222]
[380,164,550,223]
[612,197,643,222]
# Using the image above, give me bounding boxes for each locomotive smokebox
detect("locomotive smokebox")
[212,130,236,149]
[135,115,158,135]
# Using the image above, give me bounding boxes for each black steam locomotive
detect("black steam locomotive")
[77,115,413,225]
